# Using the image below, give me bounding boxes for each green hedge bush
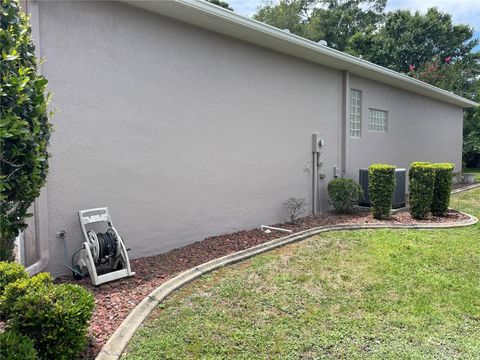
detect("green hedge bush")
[409,162,435,219]
[0,261,28,294]
[0,330,37,360]
[368,164,396,219]
[431,163,455,216]
[1,0,53,261]
[0,272,52,318]
[9,282,94,360]
[327,178,363,213]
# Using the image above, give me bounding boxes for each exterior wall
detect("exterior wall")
[346,75,464,182]
[37,1,342,275]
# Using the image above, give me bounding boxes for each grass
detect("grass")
[464,168,480,181]
[123,188,480,360]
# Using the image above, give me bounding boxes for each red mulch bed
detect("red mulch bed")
[58,209,468,359]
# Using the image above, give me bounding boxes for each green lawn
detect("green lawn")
[123,189,480,360]
[464,168,480,181]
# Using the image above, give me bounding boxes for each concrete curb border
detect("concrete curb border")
[97,208,478,360]
[451,183,480,194]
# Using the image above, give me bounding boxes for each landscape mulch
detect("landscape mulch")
[58,209,468,358]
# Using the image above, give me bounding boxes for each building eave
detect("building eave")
[124,0,478,109]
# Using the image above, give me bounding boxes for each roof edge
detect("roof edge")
[124,0,478,109]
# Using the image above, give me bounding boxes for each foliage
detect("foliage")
[327,178,363,213]
[347,8,479,75]
[123,188,480,359]
[368,164,396,219]
[254,0,385,51]
[254,0,315,39]
[0,260,28,294]
[0,272,52,318]
[285,197,307,223]
[408,162,435,219]
[463,104,480,168]
[0,0,52,261]
[431,163,455,216]
[0,262,94,360]
[8,282,94,360]
[0,330,37,360]
[206,0,233,11]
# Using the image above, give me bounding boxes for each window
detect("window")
[349,89,362,138]
[368,109,388,132]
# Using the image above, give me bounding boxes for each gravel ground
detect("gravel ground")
[57,209,468,359]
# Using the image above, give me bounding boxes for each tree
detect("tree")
[206,0,233,11]
[303,0,386,51]
[253,0,315,38]
[347,8,479,74]
[0,0,52,261]
[254,0,386,51]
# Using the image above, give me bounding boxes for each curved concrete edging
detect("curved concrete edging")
[451,183,480,194]
[98,213,478,360]
[96,209,478,360]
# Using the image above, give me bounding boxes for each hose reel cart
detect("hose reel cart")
[74,207,135,286]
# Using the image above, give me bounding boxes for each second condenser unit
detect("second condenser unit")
[359,168,406,209]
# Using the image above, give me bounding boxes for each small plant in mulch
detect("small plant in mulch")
[285,198,307,223]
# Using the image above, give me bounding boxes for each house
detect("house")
[21,0,477,276]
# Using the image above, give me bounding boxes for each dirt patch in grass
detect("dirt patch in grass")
[57,208,470,358]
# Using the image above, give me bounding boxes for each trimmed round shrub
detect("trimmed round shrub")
[0,261,28,294]
[9,283,94,360]
[369,164,396,219]
[0,272,52,318]
[327,178,363,213]
[431,163,455,216]
[0,330,37,360]
[409,162,435,219]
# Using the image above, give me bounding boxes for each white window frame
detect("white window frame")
[349,89,362,138]
[368,108,388,132]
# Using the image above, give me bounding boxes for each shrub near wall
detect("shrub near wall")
[327,178,363,213]
[0,262,94,360]
[409,162,435,219]
[431,163,455,216]
[368,164,396,219]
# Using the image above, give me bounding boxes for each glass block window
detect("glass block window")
[349,89,362,138]
[368,109,388,132]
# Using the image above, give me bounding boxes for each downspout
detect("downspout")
[24,0,50,276]
[341,70,350,177]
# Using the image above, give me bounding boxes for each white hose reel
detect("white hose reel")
[75,207,135,286]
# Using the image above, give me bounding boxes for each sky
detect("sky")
[227,0,480,50]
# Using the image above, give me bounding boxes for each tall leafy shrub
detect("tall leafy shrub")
[431,163,454,216]
[368,164,396,219]
[408,162,435,219]
[0,0,52,261]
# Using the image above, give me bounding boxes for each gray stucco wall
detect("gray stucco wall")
[346,75,464,181]
[38,1,343,275]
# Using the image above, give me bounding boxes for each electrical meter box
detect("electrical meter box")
[312,134,324,153]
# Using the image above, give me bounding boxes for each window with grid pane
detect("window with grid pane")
[349,89,362,138]
[368,109,388,132]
